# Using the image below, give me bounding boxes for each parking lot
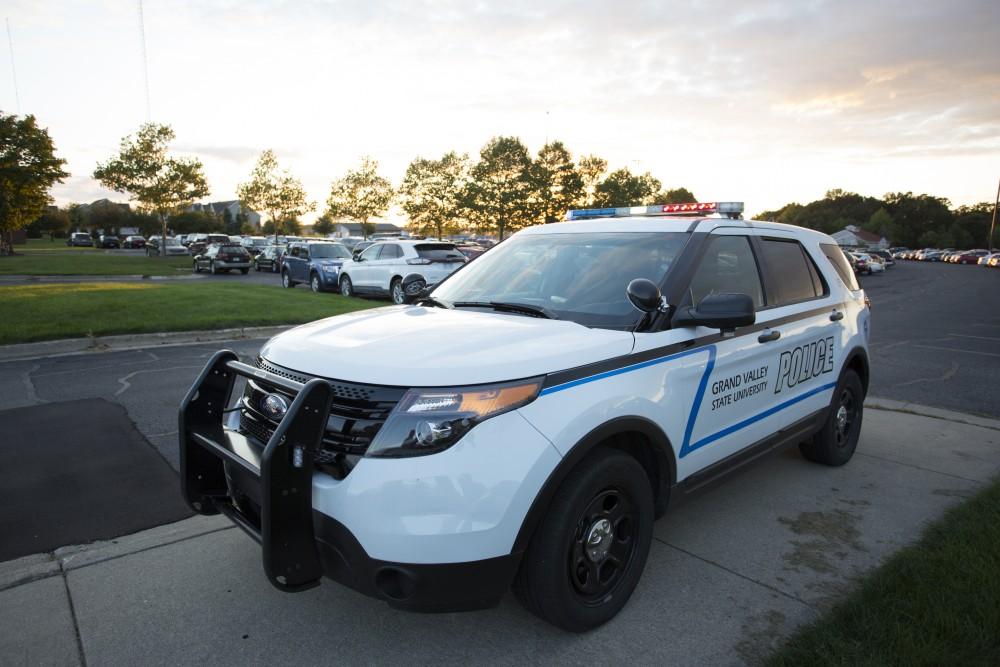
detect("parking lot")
[1,260,999,665]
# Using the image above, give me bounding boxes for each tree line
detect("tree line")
[757,189,999,250]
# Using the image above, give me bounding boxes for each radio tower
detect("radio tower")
[6,18,20,114]
[137,0,151,121]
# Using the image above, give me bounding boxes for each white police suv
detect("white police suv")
[180,201,870,631]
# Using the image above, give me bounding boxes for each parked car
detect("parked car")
[146,236,190,256]
[351,240,378,258]
[854,252,884,273]
[252,245,283,272]
[922,251,944,262]
[281,241,353,291]
[337,236,365,251]
[187,233,232,256]
[953,250,988,264]
[846,252,870,275]
[338,240,468,303]
[122,235,146,249]
[192,243,251,274]
[98,234,121,249]
[986,253,1000,268]
[66,232,93,247]
[869,249,894,267]
[456,244,487,260]
[240,236,269,256]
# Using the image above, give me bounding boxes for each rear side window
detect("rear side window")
[416,243,466,261]
[820,243,860,291]
[758,239,826,306]
[688,235,764,308]
[378,244,403,260]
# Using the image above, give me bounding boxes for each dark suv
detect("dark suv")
[281,241,353,292]
[66,232,93,247]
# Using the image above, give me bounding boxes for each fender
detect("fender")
[843,345,870,394]
[511,416,675,554]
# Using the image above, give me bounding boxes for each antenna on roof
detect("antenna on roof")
[5,18,20,114]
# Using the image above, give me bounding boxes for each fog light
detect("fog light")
[415,420,452,446]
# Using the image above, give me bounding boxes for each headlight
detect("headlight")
[322,265,339,273]
[366,378,543,458]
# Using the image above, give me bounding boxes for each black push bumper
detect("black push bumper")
[179,350,520,610]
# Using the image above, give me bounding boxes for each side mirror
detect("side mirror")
[672,293,755,331]
[401,273,427,304]
[626,278,665,313]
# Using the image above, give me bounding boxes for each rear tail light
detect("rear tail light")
[406,258,432,265]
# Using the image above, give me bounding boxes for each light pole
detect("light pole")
[989,177,999,253]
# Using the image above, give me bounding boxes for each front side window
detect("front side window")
[360,245,382,261]
[687,235,764,308]
[432,231,689,329]
[378,244,403,260]
[758,239,825,305]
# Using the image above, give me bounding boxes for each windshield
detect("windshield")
[310,244,352,259]
[432,231,689,329]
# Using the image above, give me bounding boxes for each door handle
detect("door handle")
[829,310,844,322]
[758,330,781,343]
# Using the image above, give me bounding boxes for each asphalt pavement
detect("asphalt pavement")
[1,260,999,665]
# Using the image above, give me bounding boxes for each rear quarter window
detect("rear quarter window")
[416,243,466,261]
[758,238,827,306]
[820,243,860,291]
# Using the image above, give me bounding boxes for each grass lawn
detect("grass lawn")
[18,237,102,253]
[767,476,1000,666]
[0,251,192,275]
[0,281,380,344]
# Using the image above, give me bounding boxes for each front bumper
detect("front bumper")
[178,351,533,611]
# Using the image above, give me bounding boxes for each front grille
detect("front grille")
[238,357,405,464]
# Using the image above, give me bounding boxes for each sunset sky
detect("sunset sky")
[3,0,998,221]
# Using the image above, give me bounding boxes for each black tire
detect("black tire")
[240,268,249,275]
[390,277,404,305]
[513,448,654,632]
[800,369,864,466]
[254,262,261,272]
[310,273,323,293]
[193,261,200,273]
[281,270,296,288]
[210,261,217,275]
[340,274,354,297]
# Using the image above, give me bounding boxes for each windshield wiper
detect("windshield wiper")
[453,301,559,320]
[415,295,453,309]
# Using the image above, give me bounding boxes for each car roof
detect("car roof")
[516,216,835,244]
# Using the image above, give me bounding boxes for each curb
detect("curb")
[865,396,1000,432]
[0,325,293,363]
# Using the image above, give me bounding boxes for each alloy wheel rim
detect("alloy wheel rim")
[392,283,403,304]
[568,488,636,604]
[835,389,855,447]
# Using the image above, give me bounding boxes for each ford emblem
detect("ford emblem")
[261,393,290,420]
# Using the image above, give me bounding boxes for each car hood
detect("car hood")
[259,306,635,386]
[315,259,345,267]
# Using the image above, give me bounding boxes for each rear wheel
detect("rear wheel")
[281,270,296,288]
[340,274,354,297]
[390,277,404,305]
[800,369,863,466]
[513,448,653,632]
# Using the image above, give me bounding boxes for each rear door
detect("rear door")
[371,243,403,292]
[750,233,842,432]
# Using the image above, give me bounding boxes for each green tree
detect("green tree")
[168,210,224,234]
[87,200,132,235]
[398,151,469,239]
[577,155,607,207]
[593,168,661,208]
[262,218,302,235]
[530,141,584,223]
[865,208,893,238]
[27,206,71,239]
[237,150,314,244]
[0,113,69,254]
[463,136,534,239]
[657,187,697,204]
[93,123,209,255]
[326,156,394,239]
[312,214,335,236]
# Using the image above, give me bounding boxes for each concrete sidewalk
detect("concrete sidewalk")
[2,404,998,666]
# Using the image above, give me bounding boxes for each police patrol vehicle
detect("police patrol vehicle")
[180,201,870,631]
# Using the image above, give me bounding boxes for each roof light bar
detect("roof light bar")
[566,201,744,221]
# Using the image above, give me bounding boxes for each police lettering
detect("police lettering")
[774,336,835,394]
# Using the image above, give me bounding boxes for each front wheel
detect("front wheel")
[193,261,200,273]
[390,277,404,305]
[513,448,654,632]
[210,261,217,275]
[339,274,354,297]
[310,273,323,293]
[800,369,864,466]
